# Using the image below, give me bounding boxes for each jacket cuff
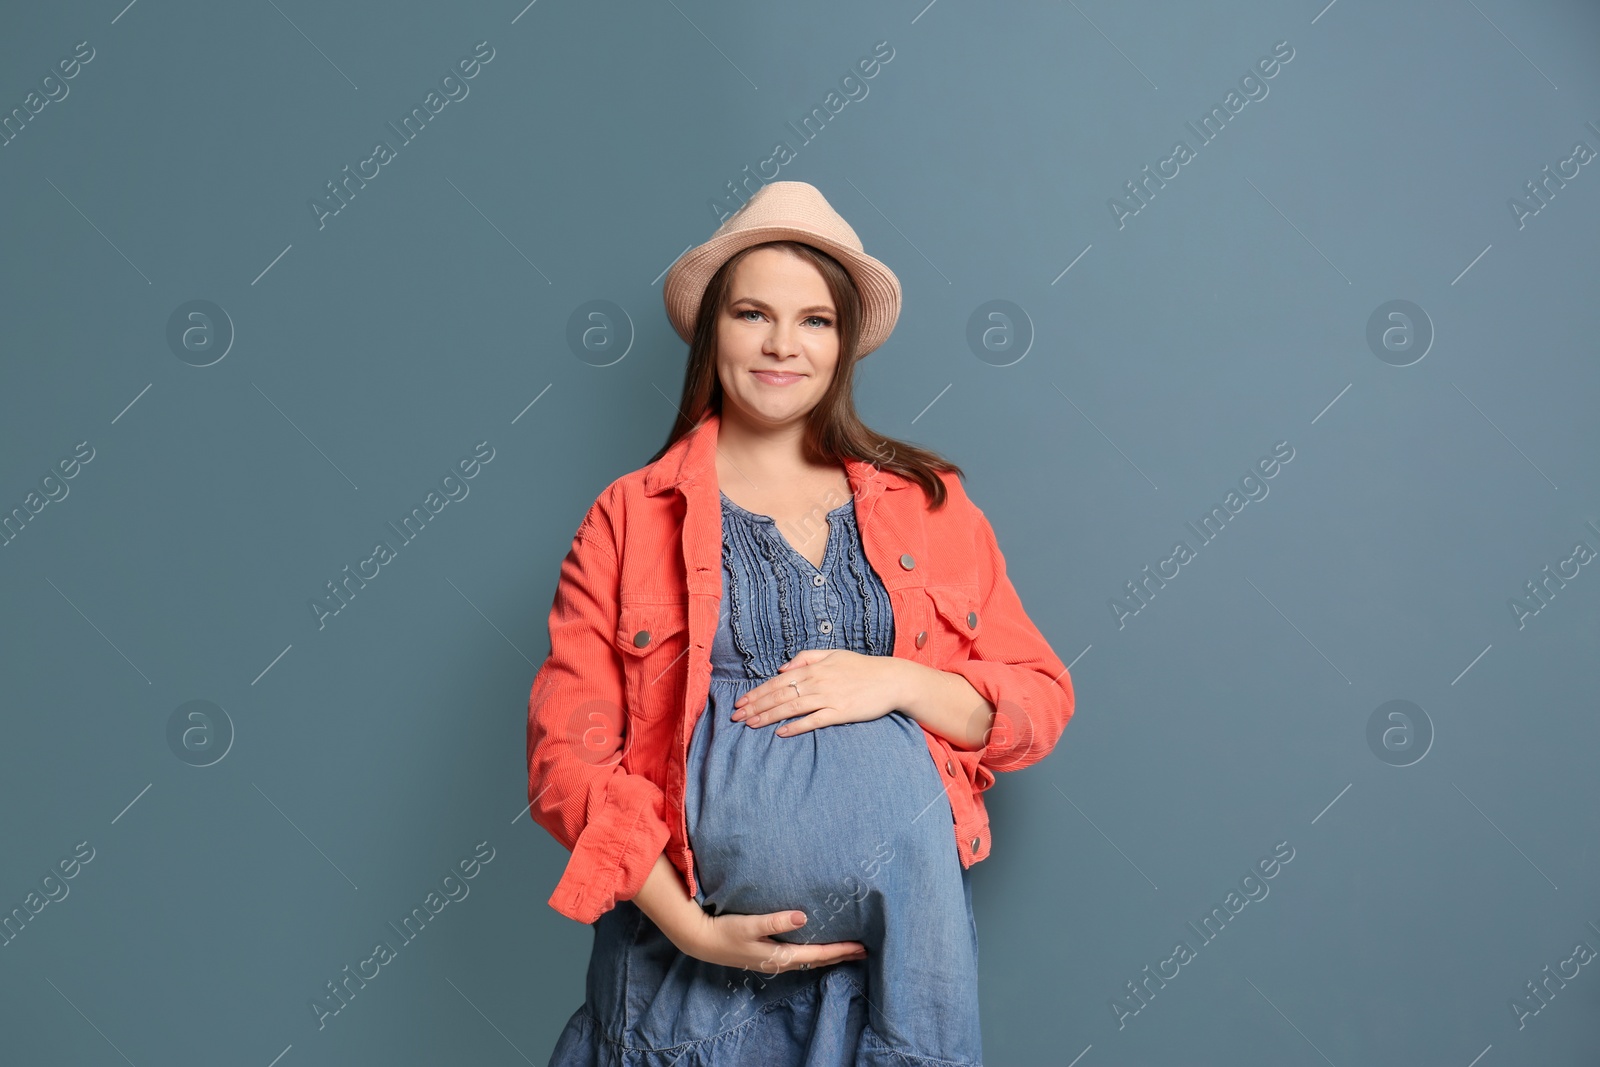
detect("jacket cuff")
[546,776,673,925]
[942,658,1073,773]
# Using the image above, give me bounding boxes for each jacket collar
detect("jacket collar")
[646,407,922,690]
[642,409,912,505]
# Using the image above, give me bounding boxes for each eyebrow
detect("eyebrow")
[729,296,835,316]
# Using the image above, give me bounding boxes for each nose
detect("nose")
[763,319,804,358]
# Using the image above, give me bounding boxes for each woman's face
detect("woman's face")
[714,247,840,431]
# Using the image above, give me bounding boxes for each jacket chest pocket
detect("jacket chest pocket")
[923,584,981,664]
[614,599,690,722]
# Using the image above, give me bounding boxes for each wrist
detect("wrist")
[670,905,716,956]
[891,656,941,725]
[632,852,704,946]
[893,656,992,750]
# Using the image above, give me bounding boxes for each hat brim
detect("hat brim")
[663,224,902,358]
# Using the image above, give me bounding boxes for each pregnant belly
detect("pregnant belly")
[686,708,954,946]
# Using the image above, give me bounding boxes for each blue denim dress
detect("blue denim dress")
[547,491,984,1066]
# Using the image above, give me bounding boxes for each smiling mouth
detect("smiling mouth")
[751,371,805,384]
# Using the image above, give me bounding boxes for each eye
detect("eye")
[736,308,764,322]
[804,315,834,328]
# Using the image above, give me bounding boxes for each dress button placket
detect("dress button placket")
[813,520,837,641]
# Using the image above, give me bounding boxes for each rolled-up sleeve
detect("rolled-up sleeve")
[526,502,672,924]
[940,485,1075,775]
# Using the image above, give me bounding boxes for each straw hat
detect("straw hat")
[663,181,902,358]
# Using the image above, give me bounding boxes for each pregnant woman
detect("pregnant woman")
[528,181,1075,1065]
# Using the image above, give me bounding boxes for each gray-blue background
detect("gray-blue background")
[3,0,1597,1063]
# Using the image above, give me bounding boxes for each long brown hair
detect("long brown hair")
[651,240,962,509]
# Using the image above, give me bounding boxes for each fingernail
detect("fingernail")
[792,912,806,926]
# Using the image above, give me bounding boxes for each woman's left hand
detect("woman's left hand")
[732,650,913,737]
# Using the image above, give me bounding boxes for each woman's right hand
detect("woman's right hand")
[633,854,866,973]
[674,908,868,974]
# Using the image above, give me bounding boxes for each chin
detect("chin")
[733,395,814,421]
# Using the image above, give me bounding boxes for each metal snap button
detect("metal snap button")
[969,835,981,851]
[633,630,652,648]
[899,553,915,570]
[966,611,978,629]
[818,620,833,634]
[915,631,928,649]
[812,573,825,586]
[945,759,954,775]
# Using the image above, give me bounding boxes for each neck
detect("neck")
[714,406,816,486]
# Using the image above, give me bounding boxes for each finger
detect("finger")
[824,942,869,963]
[778,943,869,971]
[736,912,805,974]
[762,910,806,936]
[735,667,813,712]
[734,679,807,721]
[773,709,831,737]
[778,649,830,671]
[749,939,863,975]
[743,696,825,729]
[733,679,788,712]
[730,691,772,719]
[751,937,815,976]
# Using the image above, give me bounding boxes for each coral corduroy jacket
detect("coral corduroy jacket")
[525,411,1075,924]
